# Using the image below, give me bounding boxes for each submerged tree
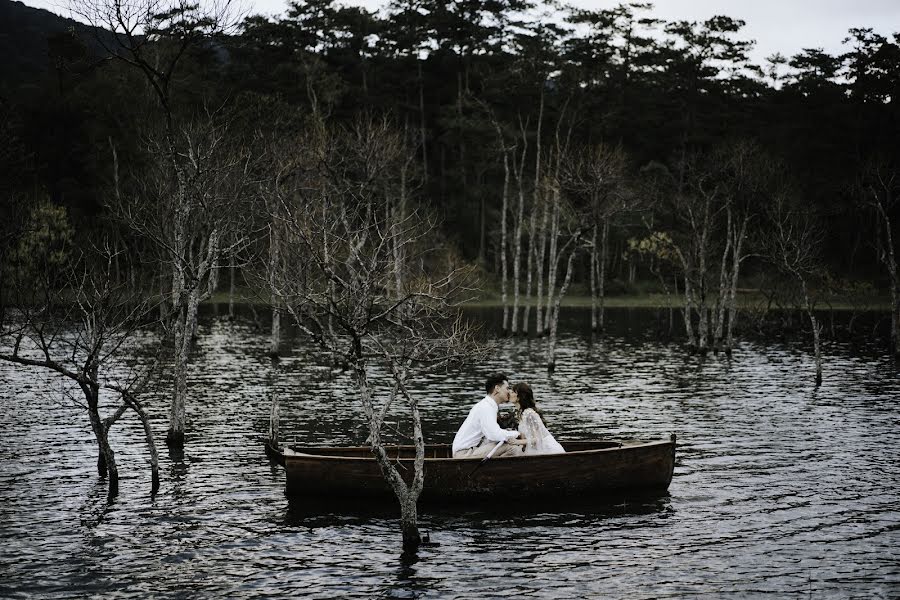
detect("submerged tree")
[71,0,245,448]
[640,157,719,352]
[563,142,632,333]
[765,192,826,385]
[0,203,161,496]
[111,115,257,447]
[709,140,771,355]
[267,117,482,554]
[858,158,900,357]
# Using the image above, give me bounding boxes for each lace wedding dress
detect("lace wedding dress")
[517,408,565,455]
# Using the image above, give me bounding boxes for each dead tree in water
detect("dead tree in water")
[641,157,721,352]
[541,169,586,371]
[640,161,698,348]
[72,0,243,448]
[111,117,256,448]
[1,223,161,497]
[509,118,529,336]
[563,143,631,334]
[268,118,482,555]
[766,193,826,385]
[859,159,900,357]
[709,141,769,355]
[496,123,512,335]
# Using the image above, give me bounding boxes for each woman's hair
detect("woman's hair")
[512,382,543,422]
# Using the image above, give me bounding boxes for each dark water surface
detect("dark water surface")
[1,307,899,598]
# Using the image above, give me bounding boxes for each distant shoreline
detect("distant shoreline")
[206,289,892,312]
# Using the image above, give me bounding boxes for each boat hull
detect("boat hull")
[277,437,676,502]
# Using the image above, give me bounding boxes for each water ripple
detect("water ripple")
[0,307,898,598]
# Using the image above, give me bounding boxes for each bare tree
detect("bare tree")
[267,118,483,554]
[708,141,769,355]
[765,192,826,385]
[563,143,631,333]
[640,161,695,346]
[69,0,243,127]
[1,213,161,496]
[111,115,257,447]
[509,117,530,336]
[642,157,722,352]
[541,157,587,372]
[487,112,513,335]
[70,0,246,448]
[522,91,546,336]
[858,158,900,357]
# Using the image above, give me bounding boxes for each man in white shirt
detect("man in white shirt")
[452,373,525,459]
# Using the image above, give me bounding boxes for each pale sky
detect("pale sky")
[19,0,900,67]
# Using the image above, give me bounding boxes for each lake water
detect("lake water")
[1,307,898,598]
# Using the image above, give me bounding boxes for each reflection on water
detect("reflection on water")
[1,306,898,598]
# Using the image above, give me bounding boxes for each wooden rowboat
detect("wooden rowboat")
[269,435,676,503]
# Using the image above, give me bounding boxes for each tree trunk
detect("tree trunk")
[669,272,676,335]
[134,402,160,494]
[713,208,733,352]
[876,203,899,356]
[697,253,709,354]
[269,307,281,357]
[500,151,510,335]
[683,272,696,348]
[88,402,107,476]
[589,225,598,332]
[810,311,823,386]
[322,204,336,343]
[167,304,191,447]
[598,219,609,332]
[113,237,121,285]
[401,378,425,554]
[797,278,823,386]
[543,186,561,335]
[547,239,579,374]
[168,223,219,447]
[510,142,527,336]
[120,391,160,494]
[526,86,544,336]
[891,277,900,358]
[399,493,421,555]
[228,256,235,320]
[268,218,282,356]
[354,363,423,554]
[159,276,166,320]
[535,190,549,336]
[522,202,536,336]
[87,389,119,496]
[725,217,748,356]
[100,430,118,498]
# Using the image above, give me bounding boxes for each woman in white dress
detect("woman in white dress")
[510,382,565,455]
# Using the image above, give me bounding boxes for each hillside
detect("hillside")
[0,0,103,92]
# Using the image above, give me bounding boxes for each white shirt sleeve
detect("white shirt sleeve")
[478,399,519,443]
[452,396,518,454]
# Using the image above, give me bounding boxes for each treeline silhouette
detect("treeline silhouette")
[1,0,898,304]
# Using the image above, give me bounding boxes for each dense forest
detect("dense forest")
[1,0,899,340]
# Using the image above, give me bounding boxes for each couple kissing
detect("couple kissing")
[451,373,565,459]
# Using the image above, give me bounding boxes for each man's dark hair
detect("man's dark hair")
[485,372,509,395]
